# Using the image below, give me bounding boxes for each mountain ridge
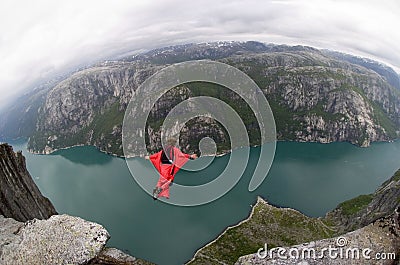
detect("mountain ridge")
[0,41,399,156]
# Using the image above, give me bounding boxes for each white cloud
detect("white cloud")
[0,0,399,106]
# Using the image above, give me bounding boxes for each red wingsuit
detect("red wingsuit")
[149,147,190,198]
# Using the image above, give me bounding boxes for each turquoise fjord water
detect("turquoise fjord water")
[7,140,400,265]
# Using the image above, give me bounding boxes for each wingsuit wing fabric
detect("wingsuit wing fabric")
[149,151,163,173]
[149,147,190,198]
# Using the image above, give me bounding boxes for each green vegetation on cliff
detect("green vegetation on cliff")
[336,194,374,216]
[188,168,400,265]
[187,198,335,265]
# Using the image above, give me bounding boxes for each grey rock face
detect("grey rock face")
[90,248,137,264]
[232,53,400,147]
[0,214,109,265]
[28,62,160,155]
[90,247,155,265]
[0,215,24,253]
[39,63,154,133]
[0,143,57,221]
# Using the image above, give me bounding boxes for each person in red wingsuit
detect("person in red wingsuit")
[145,137,198,200]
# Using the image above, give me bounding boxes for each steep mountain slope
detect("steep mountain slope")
[0,82,52,140]
[27,62,161,155]
[0,143,57,221]
[326,169,400,234]
[0,73,72,140]
[224,51,400,145]
[0,42,398,155]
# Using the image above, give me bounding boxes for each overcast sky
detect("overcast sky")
[0,0,399,106]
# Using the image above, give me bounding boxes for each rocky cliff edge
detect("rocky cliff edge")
[0,143,154,265]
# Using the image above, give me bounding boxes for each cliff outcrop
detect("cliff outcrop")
[188,169,400,265]
[0,143,153,265]
[0,143,56,221]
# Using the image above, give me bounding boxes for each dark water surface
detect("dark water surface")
[8,140,400,265]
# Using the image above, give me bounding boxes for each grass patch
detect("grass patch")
[267,98,301,140]
[337,194,374,216]
[91,101,124,139]
[369,100,397,138]
[393,169,400,182]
